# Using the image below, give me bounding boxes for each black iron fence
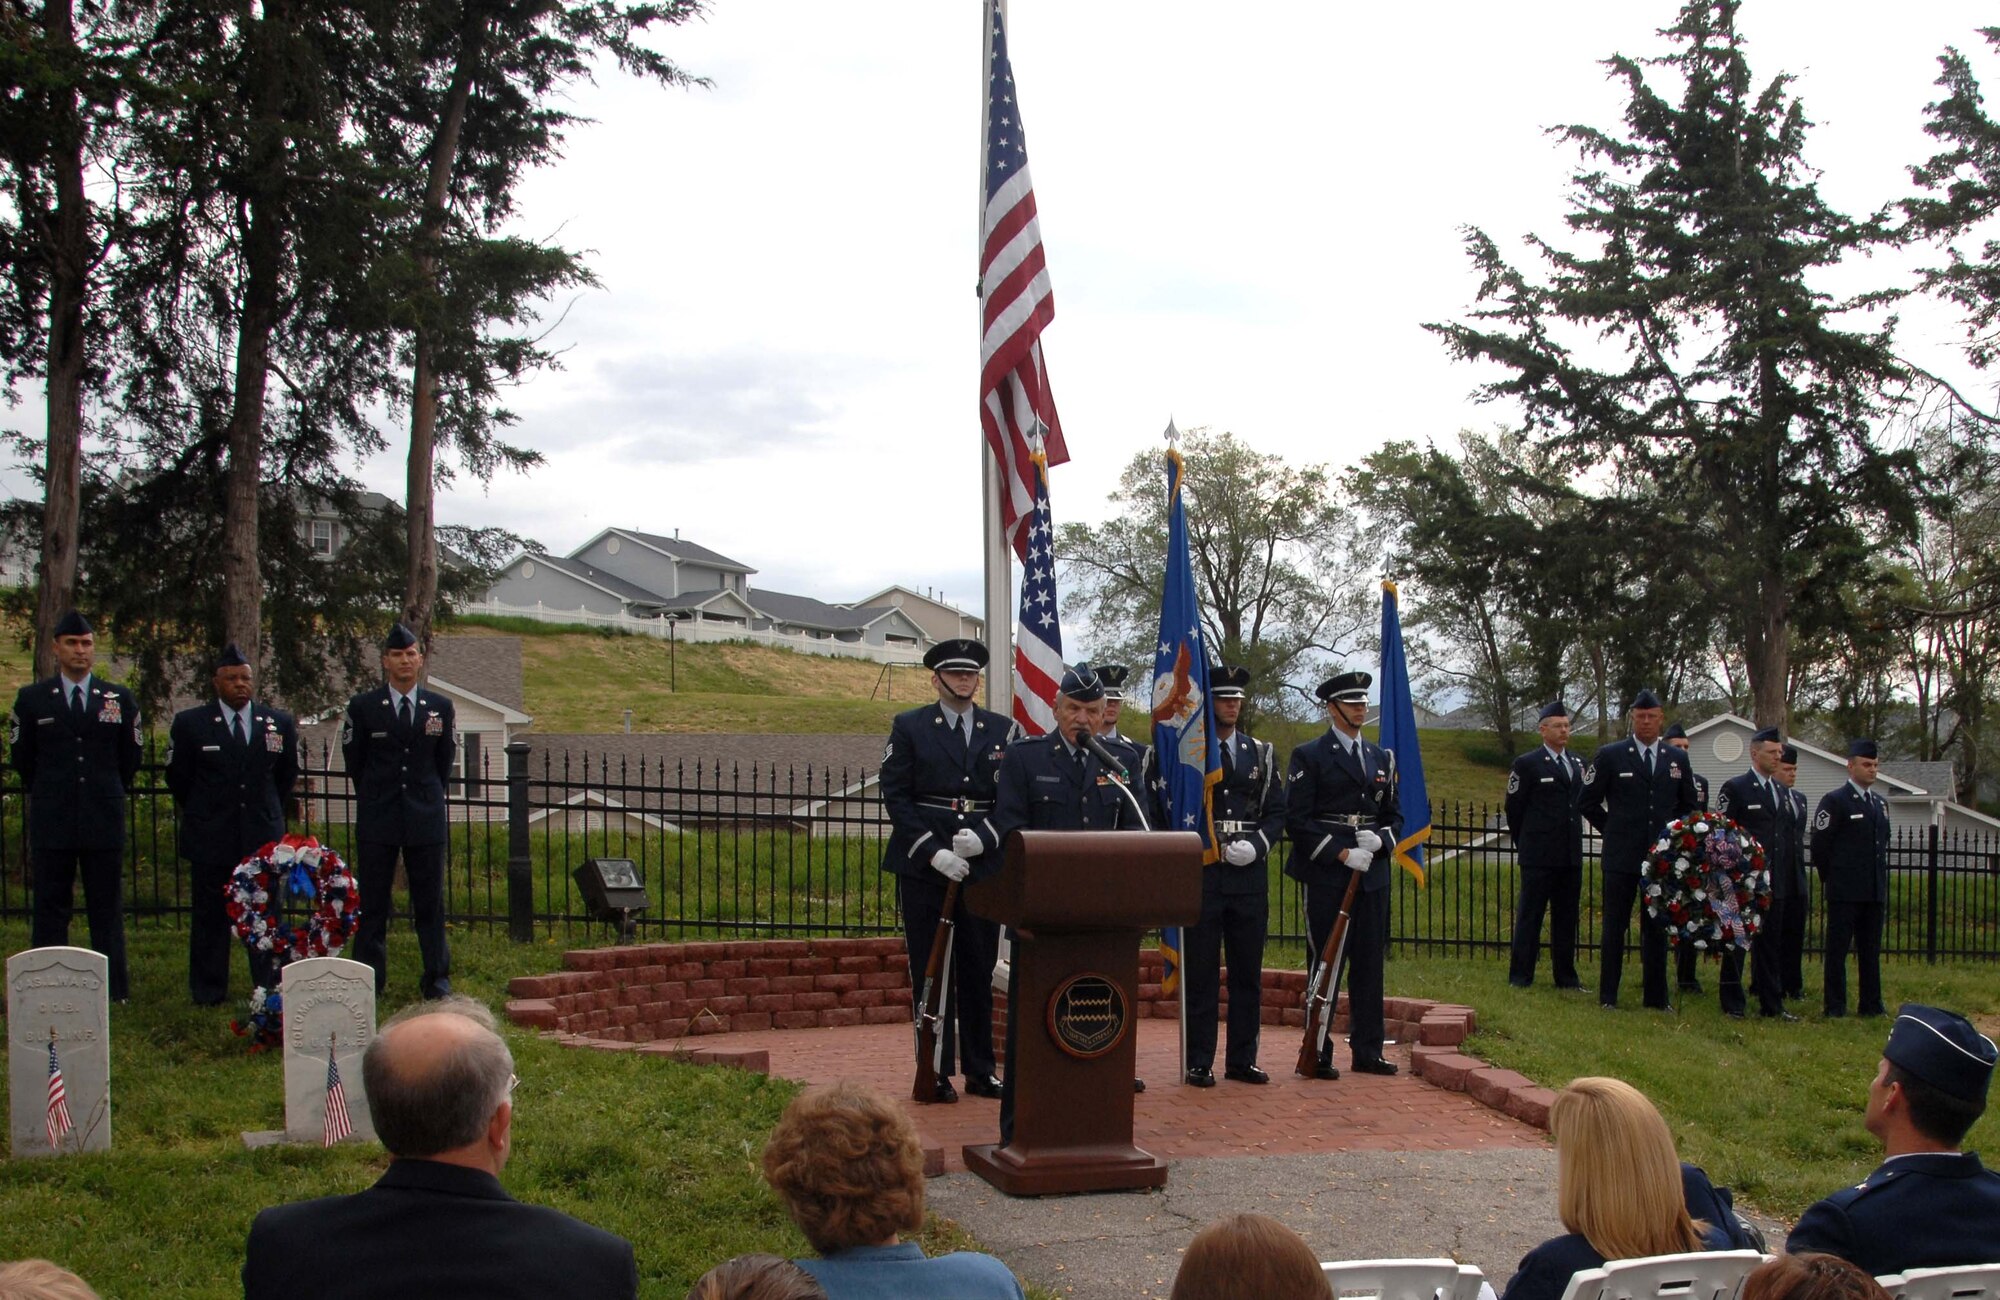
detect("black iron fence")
[5,746,1997,963]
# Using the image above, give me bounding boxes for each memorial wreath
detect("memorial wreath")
[1643,815,1771,956]
[226,835,361,1050]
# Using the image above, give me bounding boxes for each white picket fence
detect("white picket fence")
[465,597,929,665]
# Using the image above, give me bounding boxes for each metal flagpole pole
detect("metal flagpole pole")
[979,0,1014,994]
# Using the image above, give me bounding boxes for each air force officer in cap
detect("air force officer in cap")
[1811,738,1891,1018]
[1284,670,1402,1078]
[878,638,1008,1104]
[166,643,300,1004]
[344,622,457,999]
[10,610,142,1000]
[1504,702,1586,991]
[1579,689,1698,1010]
[1788,1004,2000,1273]
[1715,727,1795,1020]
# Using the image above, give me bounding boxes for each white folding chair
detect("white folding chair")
[1455,1263,1491,1300]
[1877,1266,2000,1300]
[1556,1250,1767,1300]
[1320,1257,1465,1300]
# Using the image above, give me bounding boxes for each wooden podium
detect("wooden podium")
[961,829,1203,1196]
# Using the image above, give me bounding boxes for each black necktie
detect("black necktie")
[69,686,84,724]
[232,713,247,747]
[398,696,413,730]
[1643,746,1655,779]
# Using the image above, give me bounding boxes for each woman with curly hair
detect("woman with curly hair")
[1500,1077,1726,1300]
[760,1081,1024,1300]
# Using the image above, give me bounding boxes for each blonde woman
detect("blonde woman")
[1500,1078,1722,1300]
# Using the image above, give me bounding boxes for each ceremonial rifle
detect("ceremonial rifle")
[911,879,961,1102]
[1296,867,1363,1078]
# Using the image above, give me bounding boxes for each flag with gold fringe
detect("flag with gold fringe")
[1378,581,1430,885]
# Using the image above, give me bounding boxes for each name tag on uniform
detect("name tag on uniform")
[201,744,221,752]
[1540,776,1555,784]
[1747,803,1763,811]
[35,716,51,726]
[1617,771,1634,778]
[370,731,388,739]
[1034,774,1063,784]
[1850,813,1864,820]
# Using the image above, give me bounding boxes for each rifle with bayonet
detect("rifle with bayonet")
[911,879,962,1102]
[1296,868,1362,1078]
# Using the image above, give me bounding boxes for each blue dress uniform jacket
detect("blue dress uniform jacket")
[1579,736,1699,1009]
[1211,735,1286,893]
[1787,1151,2000,1274]
[1185,732,1285,1074]
[10,674,143,852]
[1282,731,1402,892]
[879,703,1009,879]
[879,701,1008,1085]
[1504,746,1586,988]
[1810,782,1890,904]
[991,733,1132,839]
[342,687,456,847]
[1781,783,1810,997]
[166,703,300,864]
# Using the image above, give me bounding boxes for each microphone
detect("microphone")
[1080,731,1129,780]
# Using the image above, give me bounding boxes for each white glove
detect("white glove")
[1343,847,1374,874]
[930,849,970,881]
[952,828,985,858]
[1223,839,1256,867]
[1355,829,1384,855]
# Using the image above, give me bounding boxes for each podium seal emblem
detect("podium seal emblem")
[1046,974,1129,1059]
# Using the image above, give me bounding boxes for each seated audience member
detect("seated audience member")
[0,1260,100,1300]
[761,1081,1025,1300]
[1170,1213,1331,1300]
[1741,1255,1889,1300]
[243,997,638,1300]
[1500,1077,1720,1300]
[688,1254,827,1300]
[1788,1003,2000,1274]
[1682,1162,1760,1250]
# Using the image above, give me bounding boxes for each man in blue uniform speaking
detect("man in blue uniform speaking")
[344,622,457,1000]
[1812,737,1892,1019]
[1788,1004,2000,1273]
[878,638,1008,1104]
[1285,670,1402,1079]
[1504,700,1587,991]
[10,610,143,1001]
[1579,688,1699,1011]
[1184,664,1284,1088]
[165,643,300,1004]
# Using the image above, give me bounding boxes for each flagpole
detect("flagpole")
[979,0,1013,720]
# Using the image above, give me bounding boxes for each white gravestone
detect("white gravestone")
[281,957,376,1145]
[8,946,111,1157]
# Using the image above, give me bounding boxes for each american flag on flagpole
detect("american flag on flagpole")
[322,1037,352,1148]
[980,0,1069,562]
[1012,440,1063,737]
[45,1033,73,1152]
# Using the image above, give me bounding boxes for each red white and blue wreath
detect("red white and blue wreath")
[1644,815,1772,955]
[226,835,361,1050]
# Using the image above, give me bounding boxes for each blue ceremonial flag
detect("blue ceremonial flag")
[1151,437,1222,994]
[1378,580,1430,886]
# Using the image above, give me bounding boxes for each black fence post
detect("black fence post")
[1925,822,1941,965]
[507,740,533,942]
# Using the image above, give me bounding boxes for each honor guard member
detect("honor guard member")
[1093,664,1150,786]
[1811,738,1891,1018]
[1284,670,1402,1079]
[344,622,457,1000]
[1714,727,1797,1020]
[1776,744,1810,1000]
[1504,701,1586,991]
[1184,665,1284,1087]
[990,663,1142,1140]
[1665,721,1708,995]
[165,644,300,1004]
[1580,689,1699,1011]
[1788,1004,2000,1273]
[9,610,143,1001]
[878,638,1007,1104]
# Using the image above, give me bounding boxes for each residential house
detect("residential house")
[854,585,984,643]
[746,588,927,650]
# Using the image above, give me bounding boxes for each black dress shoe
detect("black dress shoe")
[1224,1065,1271,1085]
[964,1074,1003,1099]
[1184,1067,1216,1088]
[1300,1062,1340,1080]
[1351,1057,1399,1076]
[1133,1078,1146,1093]
[932,1078,959,1104]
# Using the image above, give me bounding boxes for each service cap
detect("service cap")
[923,638,989,673]
[1884,1004,1996,1103]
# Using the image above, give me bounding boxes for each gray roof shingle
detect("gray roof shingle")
[613,529,755,574]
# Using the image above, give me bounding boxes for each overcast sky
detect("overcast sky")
[18,2,2000,623]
